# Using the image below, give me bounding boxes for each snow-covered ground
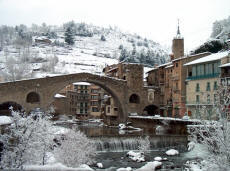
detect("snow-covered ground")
[0,25,167,82]
[0,116,12,125]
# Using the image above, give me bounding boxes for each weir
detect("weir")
[92,136,188,152]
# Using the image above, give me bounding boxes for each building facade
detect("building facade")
[185,51,230,119]
[146,27,210,118]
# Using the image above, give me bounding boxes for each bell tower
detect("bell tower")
[172,20,184,59]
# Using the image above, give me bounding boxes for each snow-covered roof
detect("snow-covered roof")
[54,94,66,98]
[184,51,229,66]
[146,62,172,73]
[158,62,172,68]
[73,82,91,86]
[165,64,174,69]
[172,52,211,62]
[0,116,12,125]
[219,62,230,68]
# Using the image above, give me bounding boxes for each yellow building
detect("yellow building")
[185,51,230,119]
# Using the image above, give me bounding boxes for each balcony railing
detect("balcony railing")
[186,101,214,106]
[186,73,219,80]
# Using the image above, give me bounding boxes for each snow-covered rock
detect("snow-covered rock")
[96,163,103,168]
[165,149,179,156]
[182,115,190,120]
[0,116,12,125]
[54,93,66,98]
[135,161,162,171]
[127,151,145,162]
[117,167,132,171]
[154,156,162,161]
[119,123,126,130]
[188,141,196,151]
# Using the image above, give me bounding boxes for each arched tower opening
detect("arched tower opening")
[129,94,140,104]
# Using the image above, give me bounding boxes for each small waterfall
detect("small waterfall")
[93,135,187,152]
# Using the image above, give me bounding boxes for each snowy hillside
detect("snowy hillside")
[0,22,168,82]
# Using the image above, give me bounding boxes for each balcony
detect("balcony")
[186,73,219,80]
[186,101,214,106]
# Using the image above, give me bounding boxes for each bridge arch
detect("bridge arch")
[46,73,128,121]
[0,101,22,116]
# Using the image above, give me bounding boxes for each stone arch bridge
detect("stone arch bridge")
[0,73,160,121]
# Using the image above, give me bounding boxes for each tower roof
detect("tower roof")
[175,19,182,39]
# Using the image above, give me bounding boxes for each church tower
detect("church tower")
[172,20,184,59]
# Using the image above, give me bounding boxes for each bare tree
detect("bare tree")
[54,129,96,167]
[189,85,230,171]
[0,110,54,169]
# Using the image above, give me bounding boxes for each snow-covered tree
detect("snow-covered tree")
[64,26,75,45]
[0,109,54,169]
[189,85,230,170]
[0,56,31,81]
[54,129,96,167]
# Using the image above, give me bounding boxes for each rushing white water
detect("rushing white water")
[93,136,187,152]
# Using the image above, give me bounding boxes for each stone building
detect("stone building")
[103,62,160,117]
[89,84,103,117]
[185,51,230,119]
[53,82,105,119]
[146,26,210,118]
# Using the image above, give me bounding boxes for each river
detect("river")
[55,121,199,170]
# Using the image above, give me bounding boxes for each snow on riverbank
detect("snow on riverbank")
[24,163,94,171]
[127,151,145,162]
[0,116,12,125]
[165,149,179,156]
[135,161,162,171]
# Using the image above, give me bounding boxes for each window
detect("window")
[176,63,178,67]
[192,66,196,77]
[200,64,204,75]
[80,85,84,89]
[214,62,220,74]
[214,81,218,90]
[196,83,200,92]
[107,107,110,113]
[91,89,98,93]
[80,109,83,114]
[80,102,83,108]
[207,94,211,104]
[92,107,99,112]
[91,101,98,106]
[196,95,200,103]
[91,95,98,100]
[85,102,88,107]
[214,94,218,102]
[206,82,210,91]
[197,65,201,76]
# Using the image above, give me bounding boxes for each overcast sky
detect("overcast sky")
[0,0,229,52]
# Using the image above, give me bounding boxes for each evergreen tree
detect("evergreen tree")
[64,27,75,45]
[119,48,129,62]
[100,35,106,41]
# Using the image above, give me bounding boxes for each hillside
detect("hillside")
[191,16,230,55]
[0,22,169,82]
